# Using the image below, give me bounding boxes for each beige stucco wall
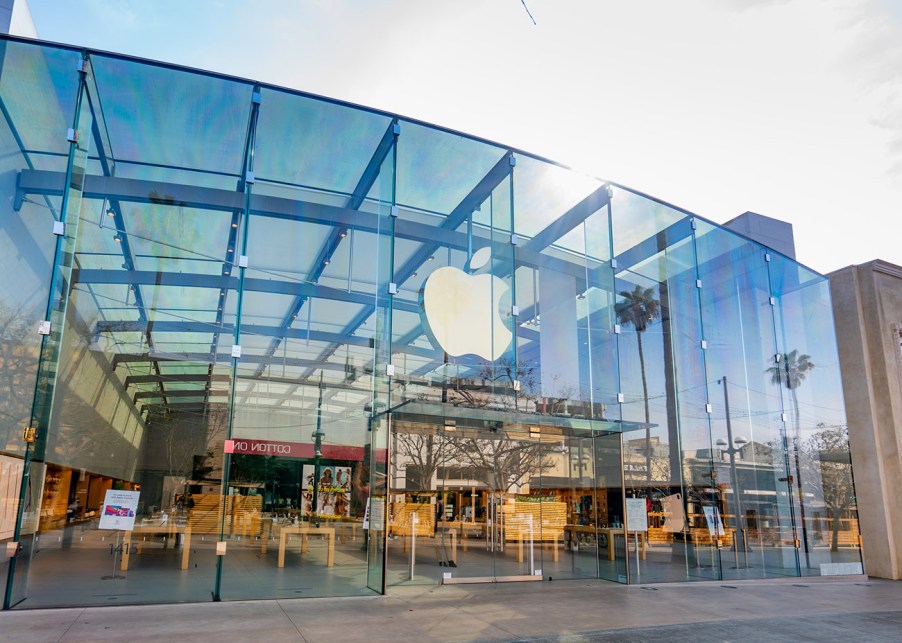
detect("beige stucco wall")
[829,260,902,579]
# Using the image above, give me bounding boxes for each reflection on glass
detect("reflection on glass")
[0,38,861,609]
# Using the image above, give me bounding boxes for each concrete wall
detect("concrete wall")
[723,211,796,260]
[829,260,902,579]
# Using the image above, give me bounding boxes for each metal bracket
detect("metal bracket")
[509,155,517,167]
[617,393,625,403]
[706,403,713,413]
[238,255,249,268]
[696,279,702,289]
[76,59,88,73]
[511,305,519,317]
[53,221,65,236]
[606,184,614,198]
[769,296,776,306]
[388,283,398,295]
[66,128,78,143]
[512,380,521,392]
[690,218,697,230]
[252,91,262,105]
[613,324,621,335]
[22,426,36,443]
[611,259,618,270]
[764,253,771,262]
[38,320,51,336]
[701,340,708,350]
[386,364,395,377]
[231,345,242,359]
[510,234,519,246]
[392,122,401,135]
[390,206,399,218]
[245,170,255,184]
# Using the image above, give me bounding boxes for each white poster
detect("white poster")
[625,497,648,532]
[302,465,351,518]
[98,489,140,530]
[702,505,725,536]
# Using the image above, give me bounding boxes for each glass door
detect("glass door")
[439,423,544,582]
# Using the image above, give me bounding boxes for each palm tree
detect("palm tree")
[767,349,815,568]
[615,285,661,484]
[767,349,814,436]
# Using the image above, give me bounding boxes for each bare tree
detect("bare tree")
[444,433,562,493]
[801,424,856,552]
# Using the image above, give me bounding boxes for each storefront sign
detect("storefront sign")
[224,438,383,462]
[98,490,140,530]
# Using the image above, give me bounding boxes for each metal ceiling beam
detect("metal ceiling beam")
[125,373,231,386]
[72,269,420,315]
[521,185,611,255]
[299,152,515,379]
[17,170,593,282]
[97,320,440,359]
[134,389,229,401]
[250,118,399,380]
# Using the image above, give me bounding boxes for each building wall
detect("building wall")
[829,260,902,579]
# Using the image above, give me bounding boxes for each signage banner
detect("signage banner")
[302,465,351,519]
[224,438,384,462]
[702,505,725,536]
[98,490,140,531]
[625,497,648,532]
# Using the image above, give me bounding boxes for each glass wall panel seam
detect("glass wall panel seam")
[690,224,722,580]
[4,51,91,610]
[213,84,261,602]
[764,252,802,576]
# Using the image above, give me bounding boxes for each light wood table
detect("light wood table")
[120,524,191,571]
[516,531,561,563]
[436,521,483,552]
[563,526,647,561]
[277,525,335,568]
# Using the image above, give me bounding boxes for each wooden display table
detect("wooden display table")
[120,524,191,571]
[516,530,561,563]
[277,525,335,568]
[563,525,647,561]
[436,521,483,552]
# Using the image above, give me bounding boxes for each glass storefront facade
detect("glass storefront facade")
[0,36,861,608]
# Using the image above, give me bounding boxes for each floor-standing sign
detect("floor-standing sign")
[99,490,140,579]
[625,498,648,580]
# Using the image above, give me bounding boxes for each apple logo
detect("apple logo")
[421,247,512,361]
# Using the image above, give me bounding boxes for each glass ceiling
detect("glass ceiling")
[3,36,821,432]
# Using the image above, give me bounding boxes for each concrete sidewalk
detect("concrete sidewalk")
[1,576,900,642]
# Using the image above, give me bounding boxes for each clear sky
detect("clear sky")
[25,0,902,274]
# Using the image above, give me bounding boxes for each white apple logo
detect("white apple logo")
[421,247,512,361]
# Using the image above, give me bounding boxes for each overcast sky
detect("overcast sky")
[26,0,902,274]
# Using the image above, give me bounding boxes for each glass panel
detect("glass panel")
[6,48,91,608]
[0,40,78,605]
[214,93,393,600]
[613,188,716,583]
[11,54,244,607]
[696,221,799,579]
[770,255,861,576]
